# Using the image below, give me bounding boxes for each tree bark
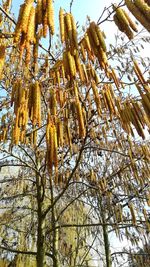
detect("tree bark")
[36,152,46,267]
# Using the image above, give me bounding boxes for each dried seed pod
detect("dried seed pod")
[59,8,65,43]
[47,0,55,35]
[125,0,150,32]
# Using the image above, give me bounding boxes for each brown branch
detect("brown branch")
[0,5,16,24]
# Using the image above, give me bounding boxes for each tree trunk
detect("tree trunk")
[37,215,45,267]
[102,223,112,267]
[99,197,112,267]
[36,153,46,267]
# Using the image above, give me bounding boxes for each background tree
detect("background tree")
[0,0,150,267]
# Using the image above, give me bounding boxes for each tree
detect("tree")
[0,0,150,267]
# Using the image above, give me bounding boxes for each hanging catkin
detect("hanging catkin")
[59,8,65,43]
[47,0,55,35]
[125,0,150,32]
[0,45,5,78]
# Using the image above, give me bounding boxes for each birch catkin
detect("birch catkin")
[125,0,150,32]
[59,8,65,43]
[0,45,5,78]
[47,0,55,35]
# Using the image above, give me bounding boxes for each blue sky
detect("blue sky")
[11,0,114,24]
[9,0,122,49]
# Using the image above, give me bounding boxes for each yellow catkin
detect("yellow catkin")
[14,4,25,42]
[80,42,86,61]
[133,59,146,84]
[74,52,85,83]
[59,8,65,43]
[114,8,134,39]
[95,25,107,52]
[49,124,54,172]
[123,9,138,32]
[26,6,36,43]
[91,80,102,116]
[65,13,72,41]
[36,0,43,24]
[0,45,5,78]
[57,120,64,146]
[53,124,58,172]
[19,32,26,60]
[128,202,136,225]
[125,0,150,32]
[49,89,57,116]
[89,21,99,47]
[47,0,55,35]
[25,42,31,64]
[63,51,70,79]
[21,0,34,33]
[70,14,78,50]
[135,0,150,22]
[32,81,41,126]
[73,84,86,138]
[42,10,48,38]
[67,51,76,78]
[110,68,120,90]
[146,192,150,206]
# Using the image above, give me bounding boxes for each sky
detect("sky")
[10,0,116,24]
[9,0,123,52]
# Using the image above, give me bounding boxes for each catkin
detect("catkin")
[14,4,25,42]
[36,0,43,24]
[123,9,138,32]
[125,0,150,32]
[134,0,150,22]
[70,14,78,50]
[47,0,55,35]
[21,0,34,33]
[42,10,48,38]
[91,80,102,116]
[26,6,36,43]
[59,8,65,43]
[0,45,5,78]
[114,8,134,39]
[128,202,136,225]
